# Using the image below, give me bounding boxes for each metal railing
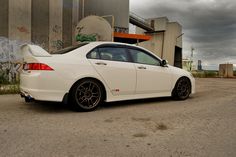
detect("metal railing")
[129,12,154,32]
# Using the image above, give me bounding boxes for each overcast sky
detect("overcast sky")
[130,0,236,69]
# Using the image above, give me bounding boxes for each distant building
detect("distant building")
[182,59,193,71]
[197,60,202,71]
[219,64,234,78]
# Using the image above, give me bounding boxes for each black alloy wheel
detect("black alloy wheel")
[71,79,103,111]
[173,77,191,100]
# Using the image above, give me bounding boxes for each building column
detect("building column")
[9,0,31,42]
[0,0,9,37]
[63,0,73,48]
[32,0,49,50]
[72,0,79,45]
[49,0,63,52]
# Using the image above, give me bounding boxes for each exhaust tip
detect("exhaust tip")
[20,91,34,102]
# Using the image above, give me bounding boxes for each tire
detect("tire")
[70,79,103,111]
[172,77,191,100]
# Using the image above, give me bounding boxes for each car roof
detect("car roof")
[87,41,144,49]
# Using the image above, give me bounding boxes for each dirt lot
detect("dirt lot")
[0,78,236,157]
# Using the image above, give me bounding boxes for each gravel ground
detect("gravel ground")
[0,78,236,157]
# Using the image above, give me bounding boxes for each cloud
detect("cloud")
[130,0,236,68]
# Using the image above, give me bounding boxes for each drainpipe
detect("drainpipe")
[161,32,165,59]
[82,0,85,18]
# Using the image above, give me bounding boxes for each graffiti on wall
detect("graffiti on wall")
[17,26,30,34]
[0,37,27,83]
[76,26,97,42]
[52,25,62,34]
[51,40,63,50]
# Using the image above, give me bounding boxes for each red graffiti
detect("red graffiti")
[17,26,29,34]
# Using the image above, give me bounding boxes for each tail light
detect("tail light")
[23,63,54,71]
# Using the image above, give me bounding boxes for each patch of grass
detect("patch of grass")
[0,84,20,95]
[104,119,113,123]
[191,70,219,78]
[0,72,10,84]
[132,133,148,138]
[131,117,151,122]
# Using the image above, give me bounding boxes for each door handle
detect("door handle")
[95,62,107,66]
[138,66,147,69]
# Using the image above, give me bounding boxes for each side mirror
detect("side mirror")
[161,60,168,67]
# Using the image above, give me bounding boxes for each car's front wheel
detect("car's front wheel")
[172,77,191,100]
[70,79,103,111]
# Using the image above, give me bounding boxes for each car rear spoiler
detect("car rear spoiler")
[21,44,52,57]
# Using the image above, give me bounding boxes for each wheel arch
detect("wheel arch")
[68,77,107,102]
[172,76,192,95]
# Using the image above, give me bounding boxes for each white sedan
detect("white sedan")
[20,42,195,111]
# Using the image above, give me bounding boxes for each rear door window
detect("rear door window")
[87,45,130,62]
[99,47,129,62]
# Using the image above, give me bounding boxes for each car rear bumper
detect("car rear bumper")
[20,71,67,102]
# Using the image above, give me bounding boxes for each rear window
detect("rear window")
[52,43,89,54]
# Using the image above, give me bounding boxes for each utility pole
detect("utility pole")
[190,46,194,71]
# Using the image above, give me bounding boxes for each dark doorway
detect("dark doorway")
[174,46,182,68]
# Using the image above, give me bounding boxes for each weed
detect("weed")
[157,123,168,130]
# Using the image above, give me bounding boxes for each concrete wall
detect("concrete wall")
[9,0,31,42]
[49,0,63,52]
[136,26,163,58]
[1,0,78,51]
[82,0,129,30]
[72,0,80,45]
[1,0,131,51]
[0,0,9,37]
[163,22,182,65]
[32,0,49,50]
[63,0,73,48]
[148,17,168,31]
[135,18,183,66]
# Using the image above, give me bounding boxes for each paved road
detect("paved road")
[0,78,236,157]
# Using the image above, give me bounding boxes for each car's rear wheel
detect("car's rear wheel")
[172,77,191,100]
[71,79,103,111]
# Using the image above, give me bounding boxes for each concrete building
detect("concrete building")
[135,17,183,68]
[0,0,80,52]
[182,59,193,71]
[0,0,182,68]
[0,0,132,52]
[197,60,202,71]
[219,64,234,78]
